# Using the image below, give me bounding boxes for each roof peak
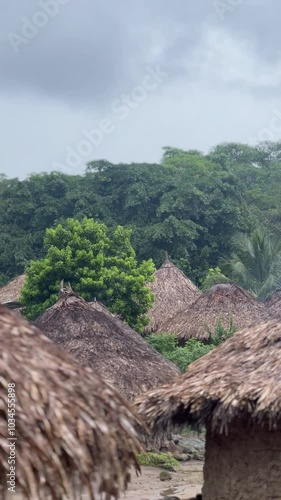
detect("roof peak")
[160,253,175,269]
[58,280,78,299]
[205,282,255,298]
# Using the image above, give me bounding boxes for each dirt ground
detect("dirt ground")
[119,461,203,500]
[10,461,203,499]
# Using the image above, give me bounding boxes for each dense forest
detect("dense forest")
[2,141,281,288]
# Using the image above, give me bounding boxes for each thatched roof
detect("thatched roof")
[144,258,201,334]
[161,283,267,340]
[35,289,180,400]
[90,299,137,336]
[0,306,143,499]
[264,290,281,320]
[0,274,26,307]
[136,321,281,434]
[265,289,281,306]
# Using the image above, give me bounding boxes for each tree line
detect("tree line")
[2,141,281,295]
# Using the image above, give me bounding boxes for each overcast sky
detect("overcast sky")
[1,0,281,178]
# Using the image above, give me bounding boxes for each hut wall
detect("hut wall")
[202,422,281,500]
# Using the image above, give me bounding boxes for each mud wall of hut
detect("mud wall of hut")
[202,421,281,500]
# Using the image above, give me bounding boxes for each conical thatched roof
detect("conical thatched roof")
[0,274,26,308]
[0,306,143,499]
[143,258,201,334]
[136,321,281,434]
[35,290,180,400]
[161,283,267,340]
[90,299,137,336]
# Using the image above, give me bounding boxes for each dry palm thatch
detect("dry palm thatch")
[143,258,201,334]
[161,283,267,341]
[136,320,281,435]
[35,288,180,400]
[264,289,281,320]
[0,274,26,308]
[90,299,137,336]
[0,306,143,500]
[265,289,281,306]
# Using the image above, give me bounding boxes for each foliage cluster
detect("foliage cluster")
[21,218,154,330]
[2,142,281,303]
[146,320,237,371]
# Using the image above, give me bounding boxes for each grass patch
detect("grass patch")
[137,452,179,470]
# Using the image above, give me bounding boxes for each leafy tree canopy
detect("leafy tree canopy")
[21,218,155,330]
[2,141,281,290]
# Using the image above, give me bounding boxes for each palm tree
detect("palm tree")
[224,229,281,300]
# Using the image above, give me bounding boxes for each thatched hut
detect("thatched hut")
[0,306,143,499]
[161,283,267,341]
[144,258,201,334]
[0,274,26,309]
[136,321,281,499]
[35,287,180,400]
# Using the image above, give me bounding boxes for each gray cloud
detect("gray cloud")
[0,1,216,105]
[1,0,281,177]
[2,1,281,103]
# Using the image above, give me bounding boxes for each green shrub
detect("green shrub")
[146,322,236,372]
[146,333,213,372]
[137,452,179,470]
[207,318,237,346]
[167,340,213,372]
[181,338,213,363]
[146,332,178,354]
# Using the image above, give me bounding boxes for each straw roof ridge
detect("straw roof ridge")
[136,320,281,435]
[0,306,143,499]
[35,291,180,400]
[265,289,281,306]
[144,258,201,334]
[161,283,267,340]
[0,274,26,306]
[204,282,257,300]
[263,289,281,321]
[90,299,139,336]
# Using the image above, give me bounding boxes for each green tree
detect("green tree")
[0,171,85,282]
[200,267,231,291]
[224,228,281,299]
[21,218,155,330]
[207,142,260,167]
[4,141,281,291]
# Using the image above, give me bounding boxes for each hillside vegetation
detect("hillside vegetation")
[2,142,281,293]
